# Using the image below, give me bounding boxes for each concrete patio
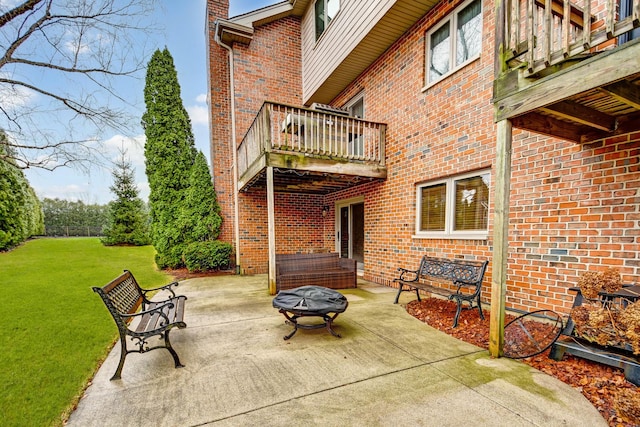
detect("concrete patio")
[67,274,606,426]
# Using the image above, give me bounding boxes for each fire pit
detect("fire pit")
[272,286,348,340]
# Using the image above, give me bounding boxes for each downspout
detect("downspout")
[214,21,241,274]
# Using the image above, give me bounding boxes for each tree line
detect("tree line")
[41,199,110,237]
[1,2,232,271]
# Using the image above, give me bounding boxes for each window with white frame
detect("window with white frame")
[416,170,490,239]
[315,0,340,40]
[425,0,482,86]
[344,92,364,157]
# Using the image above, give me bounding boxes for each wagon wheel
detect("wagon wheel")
[503,310,564,359]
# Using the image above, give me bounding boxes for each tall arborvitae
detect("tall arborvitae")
[101,150,151,246]
[142,48,197,268]
[0,139,44,250]
[178,150,223,243]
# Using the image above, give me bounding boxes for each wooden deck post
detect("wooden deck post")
[489,119,512,357]
[267,166,277,295]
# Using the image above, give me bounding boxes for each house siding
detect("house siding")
[301,0,395,102]
[207,0,640,314]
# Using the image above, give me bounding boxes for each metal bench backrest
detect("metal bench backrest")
[418,256,488,286]
[93,270,145,326]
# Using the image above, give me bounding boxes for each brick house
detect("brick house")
[205,0,640,337]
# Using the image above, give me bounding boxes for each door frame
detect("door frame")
[334,196,365,264]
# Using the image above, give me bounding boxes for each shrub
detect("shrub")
[155,244,186,270]
[183,241,232,272]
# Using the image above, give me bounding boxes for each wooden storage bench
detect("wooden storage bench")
[93,270,187,380]
[276,252,357,291]
[393,256,488,328]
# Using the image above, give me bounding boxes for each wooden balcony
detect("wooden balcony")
[237,102,387,194]
[493,0,640,142]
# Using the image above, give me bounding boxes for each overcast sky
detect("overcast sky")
[22,0,280,205]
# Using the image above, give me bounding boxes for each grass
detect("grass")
[0,238,173,427]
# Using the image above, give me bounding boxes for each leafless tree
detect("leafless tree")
[0,0,157,170]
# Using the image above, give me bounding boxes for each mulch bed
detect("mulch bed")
[405,298,640,427]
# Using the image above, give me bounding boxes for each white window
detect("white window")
[415,170,490,239]
[344,93,364,157]
[315,0,340,40]
[425,0,482,86]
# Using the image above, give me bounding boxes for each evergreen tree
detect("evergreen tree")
[142,48,197,268]
[0,140,44,250]
[101,151,151,246]
[178,151,223,242]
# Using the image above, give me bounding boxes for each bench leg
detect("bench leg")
[164,330,185,369]
[394,283,421,304]
[476,294,484,320]
[452,302,463,328]
[111,336,128,381]
[393,283,403,304]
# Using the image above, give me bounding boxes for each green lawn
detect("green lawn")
[0,238,173,427]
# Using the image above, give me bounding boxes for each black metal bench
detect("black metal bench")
[393,256,488,327]
[92,270,187,380]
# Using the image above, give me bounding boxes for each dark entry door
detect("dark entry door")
[339,202,364,266]
[351,203,364,264]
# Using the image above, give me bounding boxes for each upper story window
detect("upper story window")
[315,0,340,40]
[344,92,365,156]
[415,169,490,240]
[425,0,482,87]
[619,0,640,43]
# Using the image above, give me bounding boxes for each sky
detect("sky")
[20,0,280,205]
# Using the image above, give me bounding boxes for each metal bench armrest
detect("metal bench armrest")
[141,281,180,298]
[396,267,419,282]
[120,300,175,325]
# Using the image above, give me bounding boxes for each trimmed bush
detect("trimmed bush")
[183,241,232,272]
[155,244,186,270]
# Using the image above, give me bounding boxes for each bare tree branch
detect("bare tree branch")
[0,0,44,28]
[0,0,158,170]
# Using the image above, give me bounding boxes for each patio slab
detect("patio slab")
[67,274,606,426]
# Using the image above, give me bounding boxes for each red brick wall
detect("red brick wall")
[207,0,233,245]
[328,0,640,314]
[208,3,313,273]
[506,134,640,312]
[209,1,640,314]
[330,0,497,294]
[237,190,325,274]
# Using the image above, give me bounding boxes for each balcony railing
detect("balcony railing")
[237,102,386,181]
[500,0,639,76]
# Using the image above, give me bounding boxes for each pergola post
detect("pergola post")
[489,119,512,357]
[267,166,277,295]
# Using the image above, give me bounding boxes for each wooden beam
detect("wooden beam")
[490,119,512,358]
[539,100,617,131]
[600,80,640,110]
[494,0,508,76]
[533,0,587,28]
[494,40,640,121]
[266,152,387,179]
[511,112,586,142]
[267,166,277,295]
[579,111,640,142]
